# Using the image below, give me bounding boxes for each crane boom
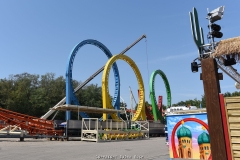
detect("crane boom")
[41,34,147,119]
[129,86,137,105]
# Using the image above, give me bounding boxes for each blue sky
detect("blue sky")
[1,1,240,109]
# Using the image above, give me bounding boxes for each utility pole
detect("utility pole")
[190,6,227,160]
[201,58,227,160]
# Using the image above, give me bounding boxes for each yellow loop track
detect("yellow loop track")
[102,54,146,121]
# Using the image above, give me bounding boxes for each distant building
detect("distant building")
[177,123,192,159]
[166,106,197,114]
[198,132,211,159]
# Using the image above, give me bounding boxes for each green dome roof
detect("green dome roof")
[198,132,210,144]
[177,126,192,138]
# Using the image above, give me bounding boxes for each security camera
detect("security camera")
[207,6,225,23]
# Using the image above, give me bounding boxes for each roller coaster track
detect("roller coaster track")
[150,69,171,121]
[65,39,121,120]
[41,35,146,120]
[0,108,63,136]
[102,54,146,121]
[0,36,147,136]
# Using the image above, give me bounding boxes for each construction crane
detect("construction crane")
[120,96,129,121]
[129,86,138,120]
[41,34,146,119]
[129,86,138,105]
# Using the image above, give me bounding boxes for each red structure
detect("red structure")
[0,108,63,136]
[145,96,164,121]
[145,106,154,120]
[219,94,232,160]
[158,96,162,111]
[125,109,136,113]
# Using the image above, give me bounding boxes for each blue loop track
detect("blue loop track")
[65,39,120,120]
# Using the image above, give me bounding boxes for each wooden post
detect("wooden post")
[201,58,227,160]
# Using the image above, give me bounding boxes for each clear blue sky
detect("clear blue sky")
[0,1,240,109]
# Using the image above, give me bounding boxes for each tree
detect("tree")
[224,92,231,97]
[231,91,240,97]
[172,98,203,108]
[0,78,15,109]
[3,72,240,120]
[224,91,240,97]
[74,83,103,119]
[162,104,167,110]
[201,95,206,108]
[34,74,66,118]
[172,101,186,106]
[9,73,39,115]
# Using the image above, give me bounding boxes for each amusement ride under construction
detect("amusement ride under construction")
[0,34,170,141]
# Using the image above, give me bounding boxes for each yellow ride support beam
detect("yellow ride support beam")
[102,54,146,121]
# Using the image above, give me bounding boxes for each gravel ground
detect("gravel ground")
[0,137,171,160]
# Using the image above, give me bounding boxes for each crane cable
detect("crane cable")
[145,38,151,99]
[145,38,150,83]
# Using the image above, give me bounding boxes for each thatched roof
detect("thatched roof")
[211,36,240,61]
